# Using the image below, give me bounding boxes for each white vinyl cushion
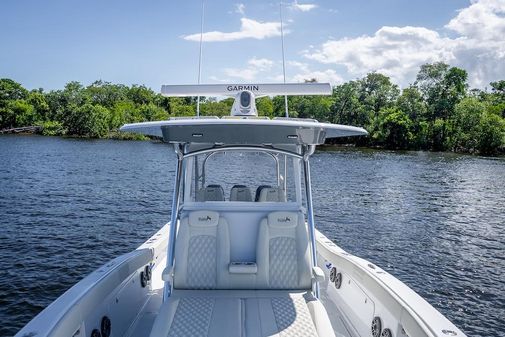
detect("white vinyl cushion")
[189,210,219,227]
[149,291,335,337]
[230,185,253,201]
[196,185,225,201]
[256,212,312,290]
[267,212,298,228]
[174,211,230,289]
[258,187,286,202]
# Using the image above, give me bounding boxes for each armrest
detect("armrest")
[312,266,325,283]
[229,262,257,274]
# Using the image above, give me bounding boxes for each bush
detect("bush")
[41,120,65,136]
[375,108,413,149]
[66,103,109,138]
[450,97,485,153]
[478,112,505,155]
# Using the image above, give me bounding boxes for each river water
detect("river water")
[0,135,504,336]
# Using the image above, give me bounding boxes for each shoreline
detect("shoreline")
[3,132,503,157]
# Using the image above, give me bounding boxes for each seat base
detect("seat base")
[149,290,335,337]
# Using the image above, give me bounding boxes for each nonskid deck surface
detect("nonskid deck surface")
[148,290,337,337]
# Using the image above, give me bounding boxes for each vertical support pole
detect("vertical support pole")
[279,2,289,118]
[283,154,288,198]
[194,155,199,192]
[196,0,205,117]
[303,145,319,298]
[163,145,184,301]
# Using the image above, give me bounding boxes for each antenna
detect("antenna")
[196,0,205,117]
[279,2,289,118]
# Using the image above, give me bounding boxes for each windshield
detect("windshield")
[185,151,299,203]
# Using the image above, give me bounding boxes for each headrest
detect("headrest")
[197,185,225,201]
[230,185,252,202]
[188,210,219,227]
[258,187,281,202]
[255,185,272,201]
[267,211,298,228]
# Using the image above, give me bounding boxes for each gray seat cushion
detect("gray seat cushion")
[174,211,230,289]
[256,212,312,290]
[149,290,335,337]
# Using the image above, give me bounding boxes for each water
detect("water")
[1,135,504,336]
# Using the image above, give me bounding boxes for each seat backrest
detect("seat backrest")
[196,184,225,201]
[230,185,252,202]
[257,187,286,202]
[173,210,230,289]
[256,211,312,289]
[255,185,272,201]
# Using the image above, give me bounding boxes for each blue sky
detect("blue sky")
[1,0,504,90]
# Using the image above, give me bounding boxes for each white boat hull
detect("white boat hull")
[16,224,465,337]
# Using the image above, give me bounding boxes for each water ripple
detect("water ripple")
[0,136,503,337]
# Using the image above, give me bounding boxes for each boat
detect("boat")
[16,83,466,337]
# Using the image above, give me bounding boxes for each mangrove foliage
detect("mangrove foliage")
[1,62,504,155]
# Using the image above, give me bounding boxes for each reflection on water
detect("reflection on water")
[0,136,504,336]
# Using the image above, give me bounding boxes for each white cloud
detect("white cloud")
[305,26,454,85]
[208,75,231,83]
[292,69,343,84]
[235,3,245,15]
[291,2,317,12]
[289,61,343,84]
[224,57,274,81]
[183,18,284,42]
[248,57,274,70]
[446,0,505,40]
[304,0,505,87]
[224,68,258,81]
[288,61,310,73]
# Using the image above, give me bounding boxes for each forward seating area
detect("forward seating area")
[150,290,333,337]
[150,210,335,337]
[196,184,285,202]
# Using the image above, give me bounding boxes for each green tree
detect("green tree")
[415,63,468,120]
[374,107,413,149]
[127,85,156,106]
[169,97,195,116]
[450,97,485,152]
[397,87,429,149]
[358,73,400,116]
[41,121,65,136]
[139,103,169,121]
[478,112,505,155]
[85,81,128,108]
[256,97,273,117]
[27,90,49,122]
[0,79,29,128]
[490,80,505,96]
[13,100,36,127]
[355,73,400,140]
[397,87,427,121]
[272,95,298,118]
[200,100,233,117]
[414,62,468,150]
[430,118,446,151]
[293,96,332,121]
[110,101,140,129]
[66,103,109,138]
[330,81,367,126]
[0,78,28,104]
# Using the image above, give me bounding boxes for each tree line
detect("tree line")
[1,62,504,154]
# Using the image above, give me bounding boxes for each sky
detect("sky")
[1,0,504,91]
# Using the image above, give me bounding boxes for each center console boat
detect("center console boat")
[16,83,466,337]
